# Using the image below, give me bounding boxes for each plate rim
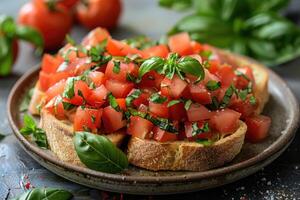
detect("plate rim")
[7,64,300,184]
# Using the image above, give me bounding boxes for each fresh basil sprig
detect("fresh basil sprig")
[138,53,204,82]
[20,87,34,112]
[20,115,48,149]
[73,132,129,173]
[12,188,73,200]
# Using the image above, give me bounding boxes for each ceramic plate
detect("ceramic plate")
[7,60,299,195]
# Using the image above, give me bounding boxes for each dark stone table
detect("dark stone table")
[0,1,300,199]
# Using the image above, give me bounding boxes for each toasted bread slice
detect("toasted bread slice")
[28,82,45,115]
[40,110,126,166]
[127,121,246,171]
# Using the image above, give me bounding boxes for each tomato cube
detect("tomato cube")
[245,115,271,143]
[153,126,177,142]
[74,106,103,132]
[102,106,126,133]
[127,116,153,139]
[187,103,213,122]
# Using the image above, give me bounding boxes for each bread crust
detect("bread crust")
[127,121,246,171]
[40,110,126,166]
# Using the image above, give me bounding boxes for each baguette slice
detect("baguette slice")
[127,121,246,171]
[40,110,126,166]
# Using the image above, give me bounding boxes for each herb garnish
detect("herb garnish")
[167,99,181,107]
[20,115,48,149]
[196,139,213,146]
[62,101,76,110]
[206,80,221,91]
[184,99,192,110]
[149,93,167,104]
[249,95,256,105]
[125,89,142,107]
[113,60,121,74]
[219,84,236,108]
[63,77,75,99]
[192,122,210,136]
[12,188,73,200]
[20,87,34,112]
[108,93,121,112]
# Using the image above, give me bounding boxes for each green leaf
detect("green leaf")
[159,0,192,11]
[15,26,43,49]
[148,117,178,133]
[65,34,76,46]
[113,60,121,74]
[20,87,34,112]
[0,36,13,76]
[149,93,167,104]
[73,132,128,173]
[63,78,75,99]
[206,80,221,91]
[62,101,76,110]
[192,122,210,136]
[0,133,5,141]
[0,15,16,38]
[125,89,142,107]
[177,56,204,81]
[138,57,165,79]
[220,84,236,108]
[249,95,256,105]
[108,93,121,112]
[195,139,213,146]
[12,188,73,200]
[184,99,192,110]
[167,99,181,107]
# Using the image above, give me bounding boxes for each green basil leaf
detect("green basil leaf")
[167,99,181,107]
[238,89,248,101]
[138,57,165,79]
[206,80,221,91]
[74,132,128,173]
[184,99,192,110]
[159,0,192,11]
[65,34,76,46]
[149,93,167,104]
[0,15,16,38]
[148,117,178,133]
[195,139,213,146]
[15,26,43,49]
[113,60,121,74]
[108,93,121,112]
[0,36,13,76]
[177,56,204,81]
[63,78,75,99]
[12,188,73,200]
[20,87,34,112]
[192,122,210,136]
[62,101,76,110]
[249,95,256,105]
[220,84,236,108]
[125,89,142,107]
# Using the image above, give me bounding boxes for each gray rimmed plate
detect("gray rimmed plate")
[7,62,299,195]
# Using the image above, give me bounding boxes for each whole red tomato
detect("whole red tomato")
[18,1,73,50]
[76,0,122,30]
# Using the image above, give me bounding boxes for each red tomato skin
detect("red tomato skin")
[106,39,140,56]
[187,103,213,122]
[39,71,71,91]
[189,83,212,105]
[41,54,63,73]
[143,45,169,58]
[216,65,236,87]
[132,91,151,108]
[18,1,73,50]
[102,106,126,132]
[105,60,138,82]
[169,102,187,121]
[160,75,188,98]
[45,79,66,102]
[88,71,106,87]
[127,116,153,139]
[73,106,103,132]
[230,98,257,119]
[105,80,134,98]
[58,0,79,8]
[168,32,193,56]
[116,98,126,110]
[207,60,220,74]
[245,115,271,143]
[81,27,111,48]
[44,95,65,119]
[153,127,177,142]
[235,66,255,89]
[191,41,203,53]
[138,71,163,90]
[209,109,241,134]
[149,101,169,118]
[67,80,91,105]
[86,85,108,107]
[76,0,122,30]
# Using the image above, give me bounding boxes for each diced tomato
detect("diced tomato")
[160,75,188,98]
[132,90,151,107]
[191,41,203,53]
[149,101,169,118]
[138,71,163,89]
[230,98,257,119]
[184,121,213,141]
[41,54,63,73]
[39,71,71,91]
[105,79,134,98]
[81,27,110,48]
[209,109,241,134]
[102,106,126,132]
[153,126,177,142]
[67,80,91,105]
[106,38,141,56]
[44,95,65,119]
[86,85,108,107]
[189,83,212,105]
[46,79,66,102]
[65,57,93,75]
[207,60,220,74]
[74,106,103,132]
[187,103,213,122]
[105,60,138,82]
[143,45,169,58]
[235,66,255,89]
[116,98,126,110]
[216,65,236,87]
[245,115,271,143]
[168,32,193,56]
[127,116,153,139]
[202,69,220,84]
[88,71,106,87]
[169,102,187,121]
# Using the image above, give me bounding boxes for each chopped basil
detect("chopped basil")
[209,96,219,110]
[65,34,76,46]
[113,60,121,74]
[206,80,221,91]
[63,78,75,99]
[249,96,256,105]
[149,93,167,104]
[91,115,96,124]
[196,139,213,146]
[125,89,142,107]
[238,89,248,101]
[235,70,250,81]
[200,50,213,59]
[20,87,34,112]
[167,99,181,107]
[192,122,210,136]
[219,84,235,108]
[184,99,192,110]
[62,101,75,110]
[149,117,178,133]
[108,93,121,112]
[126,73,137,83]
